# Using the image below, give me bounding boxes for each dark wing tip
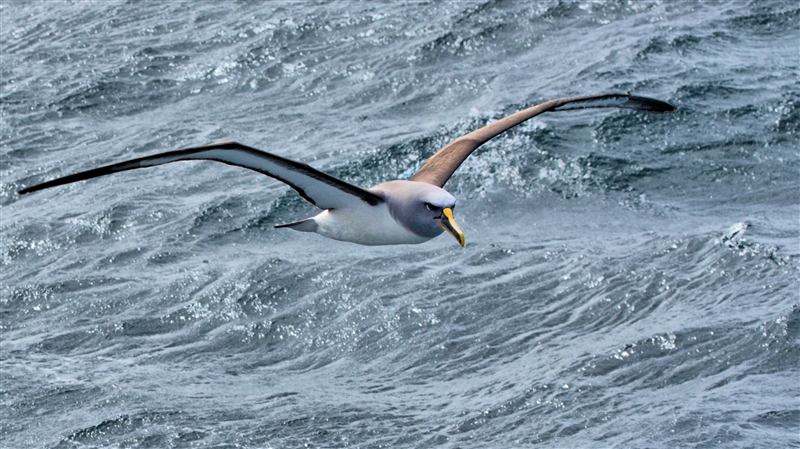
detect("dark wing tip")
[16,163,129,195]
[623,95,676,113]
[18,179,64,195]
[553,94,676,114]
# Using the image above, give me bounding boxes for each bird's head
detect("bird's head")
[374,180,465,247]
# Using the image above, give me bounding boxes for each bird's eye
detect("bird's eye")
[425,203,439,211]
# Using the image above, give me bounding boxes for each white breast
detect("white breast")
[311,204,430,246]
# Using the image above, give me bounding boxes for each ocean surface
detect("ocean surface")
[1,1,798,448]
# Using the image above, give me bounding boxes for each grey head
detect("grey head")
[370,180,465,246]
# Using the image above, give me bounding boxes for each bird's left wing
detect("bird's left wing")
[409,93,675,188]
[17,141,383,209]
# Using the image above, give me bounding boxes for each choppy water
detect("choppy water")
[2,1,798,448]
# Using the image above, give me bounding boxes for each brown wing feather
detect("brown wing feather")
[409,94,674,187]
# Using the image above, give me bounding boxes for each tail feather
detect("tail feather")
[273,218,317,233]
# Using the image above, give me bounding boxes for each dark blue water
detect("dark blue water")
[2,1,798,448]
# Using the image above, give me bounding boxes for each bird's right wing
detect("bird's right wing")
[17,141,384,209]
[409,93,675,188]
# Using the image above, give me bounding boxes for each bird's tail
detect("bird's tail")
[273,218,317,233]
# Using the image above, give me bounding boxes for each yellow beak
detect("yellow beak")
[440,207,465,247]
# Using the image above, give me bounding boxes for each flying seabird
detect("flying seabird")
[17,93,674,246]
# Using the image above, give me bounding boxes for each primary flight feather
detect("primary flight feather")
[18,93,674,247]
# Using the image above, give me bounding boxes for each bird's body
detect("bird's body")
[279,180,456,245]
[310,203,427,246]
[17,93,674,247]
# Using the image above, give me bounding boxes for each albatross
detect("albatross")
[17,93,674,246]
